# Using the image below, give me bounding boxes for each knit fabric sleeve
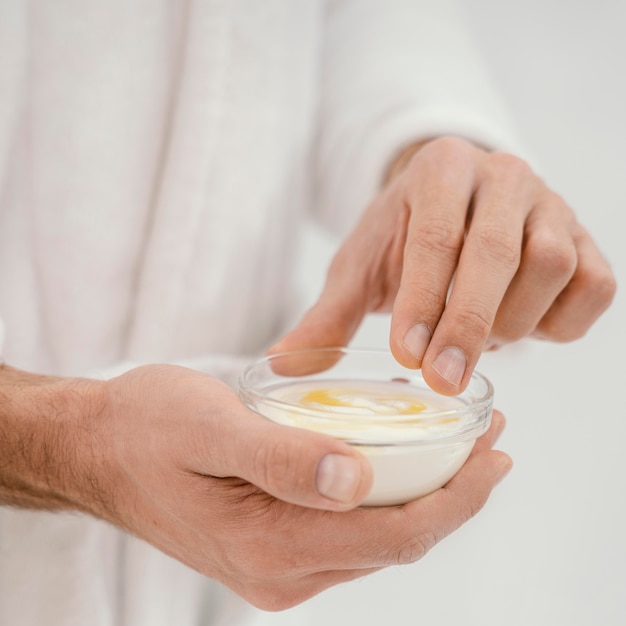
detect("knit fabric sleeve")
[314,0,529,237]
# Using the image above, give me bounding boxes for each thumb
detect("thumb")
[269,260,369,355]
[219,404,374,511]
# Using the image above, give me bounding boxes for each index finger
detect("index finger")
[389,139,478,371]
[420,155,536,393]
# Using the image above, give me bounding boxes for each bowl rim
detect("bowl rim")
[239,347,493,444]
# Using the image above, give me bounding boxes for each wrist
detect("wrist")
[0,364,110,515]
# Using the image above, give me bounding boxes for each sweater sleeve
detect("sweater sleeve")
[87,353,252,390]
[314,0,529,237]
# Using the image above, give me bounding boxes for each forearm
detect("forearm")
[0,363,107,513]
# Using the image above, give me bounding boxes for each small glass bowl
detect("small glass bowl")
[239,347,493,506]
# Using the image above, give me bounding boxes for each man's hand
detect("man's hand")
[272,136,616,394]
[0,363,510,610]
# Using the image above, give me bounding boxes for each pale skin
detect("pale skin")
[273,136,616,394]
[0,363,511,610]
[0,136,615,610]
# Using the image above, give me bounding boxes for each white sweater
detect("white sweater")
[0,1,521,624]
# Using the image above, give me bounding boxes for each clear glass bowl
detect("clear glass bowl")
[239,347,493,506]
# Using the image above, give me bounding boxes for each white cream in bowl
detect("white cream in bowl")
[239,349,493,506]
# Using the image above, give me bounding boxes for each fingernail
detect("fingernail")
[403,324,431,362]
[432,347,466,386]
[316,454,361,503]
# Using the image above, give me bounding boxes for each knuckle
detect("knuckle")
[452,304,493,342]
[391,532,437,565]
[410,215,464,257]
[537,260,616,344]
[475,226,521,268]
[398,280,446,317]
[484,151,533,181]
[461,493,488,521]
[492,318,533,344]
[576,264,618,310]
[253,437,304,495]
[537,315,579,343]
[525,231,577,278]
[538,310,589,343]
[408,137,476,186]
[595,271,618,309]
[425,135,471,157]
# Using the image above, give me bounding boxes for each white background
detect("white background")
[281,1,626,625]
